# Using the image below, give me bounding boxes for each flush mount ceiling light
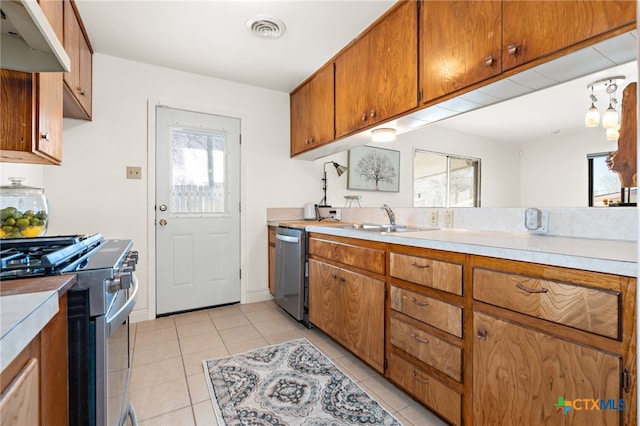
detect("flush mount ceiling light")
[585,76,625,138]
[371,128,397,143]
[246,15,286,40]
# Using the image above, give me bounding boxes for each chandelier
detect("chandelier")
[584,76,625,140]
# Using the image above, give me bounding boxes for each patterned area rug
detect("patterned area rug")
[203,338,401,425]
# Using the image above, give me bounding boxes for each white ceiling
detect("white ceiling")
[74,1,637,145]
[74,0,395,93]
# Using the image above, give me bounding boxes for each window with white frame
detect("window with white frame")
[414,149,481,207]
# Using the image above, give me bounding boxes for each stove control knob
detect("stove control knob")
[107,271,132,292]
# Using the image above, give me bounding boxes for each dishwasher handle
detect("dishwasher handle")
[276,234,300,244]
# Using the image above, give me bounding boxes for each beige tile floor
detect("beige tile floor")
[129,300,447,425]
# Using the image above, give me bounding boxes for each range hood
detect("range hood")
[0,0,70,72]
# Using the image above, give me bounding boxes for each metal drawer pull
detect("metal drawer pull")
[411,262,430,269]
[411,297,429,307]
[410,333,430,344]
[477,328,488,341]
[413,371,429,384]
[484,56,494,66]
[515,282,548,294]
[507,43,519,56]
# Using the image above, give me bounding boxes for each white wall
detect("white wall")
[320,125,522,208]
[520,128,616,207]
[39,53,324,321]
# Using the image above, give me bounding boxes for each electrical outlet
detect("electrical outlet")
[430,210,439,227]
[443,209,454,228]
[127,166,142,179]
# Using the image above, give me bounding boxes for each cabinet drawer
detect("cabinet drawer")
[388,353,461,426]
[390,286,463,338]
[390,252,462,295]
[473,268,621,339]
[389,316,462,382]
[308,238,385,275]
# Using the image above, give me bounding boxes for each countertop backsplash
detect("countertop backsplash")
[267,207,638,242]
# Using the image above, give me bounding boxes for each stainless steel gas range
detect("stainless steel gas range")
[0,234,139,426]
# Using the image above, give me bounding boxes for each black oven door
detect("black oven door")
[105,275,137,426]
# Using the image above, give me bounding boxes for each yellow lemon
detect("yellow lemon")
[21,226,43,237]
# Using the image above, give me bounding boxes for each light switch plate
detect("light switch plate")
[127,166,142,179]
[430,210,439,227]
[443,209,453,228]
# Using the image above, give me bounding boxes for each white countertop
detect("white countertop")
[305,226,637,277]
[1,291,59,371]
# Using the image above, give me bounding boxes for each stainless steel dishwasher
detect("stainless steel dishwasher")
[274,226,308,325]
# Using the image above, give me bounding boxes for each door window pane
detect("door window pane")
[414,150,480,207]
[170,127,226,214]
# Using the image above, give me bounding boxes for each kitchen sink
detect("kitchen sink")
[340,224,437,233]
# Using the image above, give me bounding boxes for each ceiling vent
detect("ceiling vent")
[246,15,286,40]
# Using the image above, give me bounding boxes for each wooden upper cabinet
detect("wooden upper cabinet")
[334,35,369,137]
[335,1,417,138]
[1,0,64,165]
[290,63,334,156]
[420,0,501,104]
[63,0,93,120]
[502,0,636,70]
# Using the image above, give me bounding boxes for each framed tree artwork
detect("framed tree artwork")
[347,145,400,192]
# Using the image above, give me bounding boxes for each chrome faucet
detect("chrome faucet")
[381,204,396,226]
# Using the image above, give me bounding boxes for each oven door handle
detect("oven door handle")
[107,273,138,337]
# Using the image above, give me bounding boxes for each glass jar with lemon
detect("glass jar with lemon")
[0,177,48,238]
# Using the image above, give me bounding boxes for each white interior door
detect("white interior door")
[155,106,240,315]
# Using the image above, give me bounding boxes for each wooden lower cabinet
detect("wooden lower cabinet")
[0,294,68,426]
[474,311,623,425]
[306,235,635,424]
[308,258,385,372]
[267,226,275,296]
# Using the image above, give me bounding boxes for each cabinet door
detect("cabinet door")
[0,358,39,426]
[290,81,312,156]
[63,0,92,120]
[308,63,334,147]
[36,73,63,162]
[63,0,80,101]
[335,34,370,138]
[78,32,92,117]
[308,259,340,338]
[36,0,64,163]
[502,0,636,70]
[367,0,417,123]
[474,312,623,425]
[420,0,501,104]
[340,268,385,372]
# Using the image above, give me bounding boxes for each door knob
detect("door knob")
[159,219,168,226]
